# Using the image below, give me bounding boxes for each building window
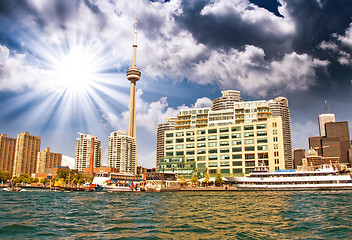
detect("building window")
[166,145,173,150]
[220,162,230,167]
[197,143,206,148]
[245,154,255,159]
[197,130,206,135]
[221,169,230,173]
[176,138,184,143]
[186,157,195,161]
[275,159,279,164]
[176,151,184,156]
[220,128,229,133]
[256,124,266,129]
[186,144,194,148]
[220,148,230,153]
[208,149,217,154]
[220,135,229,139]
[197,156,206,161]
[232,161,242,166]
[166,133,173,138]
[232,126,241,132]
[220,155,230,160]
[220,141,229,146]
[208,155,217,161]
[186,150,194,155]
[244,125,254,130]
[197,163,206,168]
[258,152,268,159]
[233,168,243,173]
[273,122,277,128]
[176,132,184,137]
[232,147,242,152]
[257,145,268,151]
[176,144,184,149]
[232,133,241,139]
[197,150,206,154]
[245,146,255,151]
[245,168,255,174]
[244,139,254,144]
[257,138,267,144]
[209,169,217,174]
[166,139,173,144]
[232,154,242,160]
[274,144,278,149]
[273,129,277,135]
[197,136,206,141]
[208,162,218,167]
[232,140,242,145]
[208,142,217,147]
[186,137,194,142]
[166,152,173,156]
[245,161,256,167]
[208,129,217,134]
[275,166,279,170]
[208,135,217,140]
[186,131,194,136]
[244,132,254,138]
[274,151,279,157]
[257,131,267,136]
[273,137,278,142]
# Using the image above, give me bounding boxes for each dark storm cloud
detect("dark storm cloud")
[176,0,293,59]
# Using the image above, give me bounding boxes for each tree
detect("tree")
[190,174,199,185]
[204,172,211,186]
[0,170,11,183]
[215,172,224,186]
[179,175,187,186]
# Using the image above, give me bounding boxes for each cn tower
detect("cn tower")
[126,18,141,139]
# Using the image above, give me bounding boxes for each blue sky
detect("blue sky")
[0,0,351,168]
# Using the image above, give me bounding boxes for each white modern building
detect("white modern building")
[75,133,102,171]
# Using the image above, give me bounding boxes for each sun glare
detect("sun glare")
[53,45,97,93]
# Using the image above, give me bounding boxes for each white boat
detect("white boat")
[140,172,180,192]
[90,172,140,192]
[228,165,352,191]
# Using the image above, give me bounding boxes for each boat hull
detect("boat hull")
[235,184,352,191]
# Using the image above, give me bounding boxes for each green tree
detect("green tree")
[190,174,199,185]
[0,170,12,183]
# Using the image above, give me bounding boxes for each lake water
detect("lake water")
[0,189,351,239]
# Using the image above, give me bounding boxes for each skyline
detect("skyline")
[0,0,351,168]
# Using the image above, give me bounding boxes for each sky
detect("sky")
[0,0,351,169]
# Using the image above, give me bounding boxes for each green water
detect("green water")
[0,189,351,239]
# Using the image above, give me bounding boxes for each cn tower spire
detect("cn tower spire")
[126,17,141,140]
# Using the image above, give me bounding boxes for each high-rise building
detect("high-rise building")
[318,113,335,137]
[36,148,62,173]
[75,133,102,171]
[309,121,351,164]
[0,134,16,175]
[293,148,306,169]
[158,98,285,178]
[211,90,242,111]
[13,132,41,177]
[156,117,177,166]
[108,130,136,174]
[268,97,293,169]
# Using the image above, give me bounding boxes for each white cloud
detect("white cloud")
[336,23,352,49]
[291,120,318,151]
[192,45,329,96]
[318,40,339,52]
[193,97,212,108]
[200,0,295,35]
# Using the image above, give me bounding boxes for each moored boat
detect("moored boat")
[228,165,352,191]
[140,172,180,192]
[89,171,140,192]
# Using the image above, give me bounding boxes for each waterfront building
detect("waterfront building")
[0,134,16,175]
[13,132,41,177]
[75,133,102,171]
[268,97,293,169]
[36,148,62,173]
[318,113,335,137]
[158,100,285,178]
[107,130,136,174]
[156,117,177,167]
[309,121,351,164]
[299,148,340,170]
[211,90,242,111]
[293,148,306,169]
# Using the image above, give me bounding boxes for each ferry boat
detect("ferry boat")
[89,172,140,192]
[228,165,352,191]
[140,172,180,192]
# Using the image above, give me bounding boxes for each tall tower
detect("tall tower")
[126,18,141,139]
[268,97,293,169]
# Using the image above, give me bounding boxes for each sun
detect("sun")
[52,45,97,94]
